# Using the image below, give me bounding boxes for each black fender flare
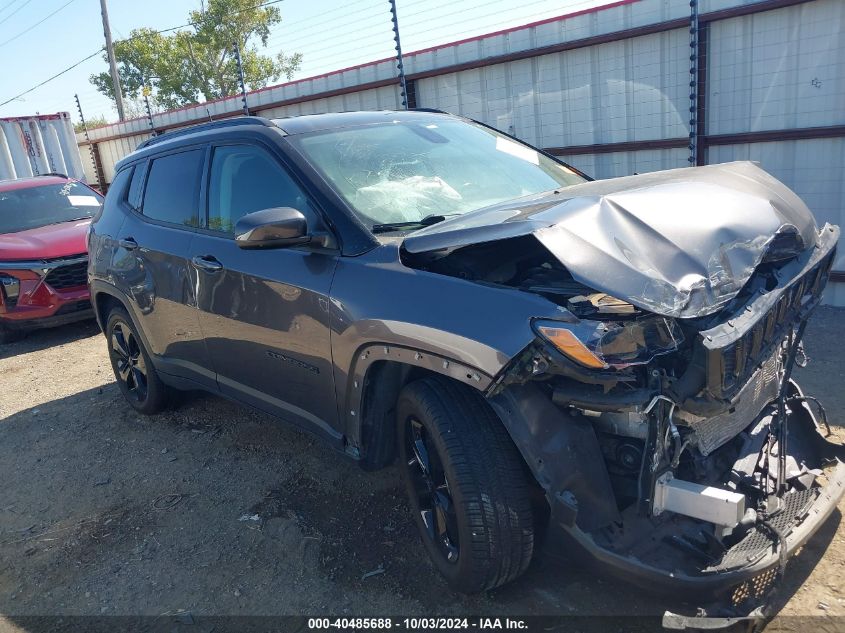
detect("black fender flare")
[343,343,493,452]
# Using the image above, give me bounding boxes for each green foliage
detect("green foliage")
[74,115,110,132]
[90,0,302,111]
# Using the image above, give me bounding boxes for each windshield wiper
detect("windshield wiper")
[371,214,449,234]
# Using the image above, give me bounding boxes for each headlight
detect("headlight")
[535,314,684,369]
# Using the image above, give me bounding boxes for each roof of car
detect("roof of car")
[271,109,451,135]
[0,175,70,191]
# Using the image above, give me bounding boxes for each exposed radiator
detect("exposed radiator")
[678,350,781,456]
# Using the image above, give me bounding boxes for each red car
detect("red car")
[0,174,103,343]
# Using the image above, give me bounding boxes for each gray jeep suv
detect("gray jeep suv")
[88,111,843,620]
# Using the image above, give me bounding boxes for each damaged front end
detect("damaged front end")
[490,227,845,626]
[494,227,843,622]
[401,163,845,622]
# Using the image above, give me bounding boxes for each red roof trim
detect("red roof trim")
[1,112,69,123]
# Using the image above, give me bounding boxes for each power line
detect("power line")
[152,0,284,36]
[0,0,23,16]
[0,47,103,108]
[268,12,387,49]
[0,0,32,26]
[0,0,78,48]
[272,1,376,36]
[284,0,577,70]
[401,0,599,44]
[270,18,390,54]
[0,0,287,110]
[290,31,394,67]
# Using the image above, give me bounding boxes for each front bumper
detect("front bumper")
[545,391,845,620]
[1,301,94,331]
[0,256,92,331]
[563,459,844,597]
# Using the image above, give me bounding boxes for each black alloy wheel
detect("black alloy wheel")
[397,377,535,592]
[406,416,460,564]
[110,321,148,402]
[105,307,171,414]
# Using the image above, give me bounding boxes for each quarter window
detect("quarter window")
[142,150,204,227]
[207,145,313,234]
[107,167,133,207]
[127,161,146,210]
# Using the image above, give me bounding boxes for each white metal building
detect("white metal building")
[76,0,845,304]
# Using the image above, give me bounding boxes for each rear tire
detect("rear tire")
[397,376,534,593]
[106,307,171,414]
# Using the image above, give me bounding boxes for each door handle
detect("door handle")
[119,237,138,250]
[192,255,223,272]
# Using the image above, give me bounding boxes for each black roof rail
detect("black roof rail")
[37,172,68,178]
[136,116,275,150]
[410,108,449,114]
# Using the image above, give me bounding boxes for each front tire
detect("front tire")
[106,307,171,414]
[397,377,534,592]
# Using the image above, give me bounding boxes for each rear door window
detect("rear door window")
[142,149,204,227]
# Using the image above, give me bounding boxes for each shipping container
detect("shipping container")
[0,112,85,182]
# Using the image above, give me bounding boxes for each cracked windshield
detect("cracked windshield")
[292,118,586,231]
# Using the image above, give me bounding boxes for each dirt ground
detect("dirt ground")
[0,307,843,632]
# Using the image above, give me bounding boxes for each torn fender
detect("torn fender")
[403,162,821,318]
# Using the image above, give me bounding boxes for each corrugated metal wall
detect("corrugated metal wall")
[76,0,845,304]
[415,28,690,149]
[557,148,689,178]
[258,85,403,119]
[707,0,845,134]
[703,0,845,303]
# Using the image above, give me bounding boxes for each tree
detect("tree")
[90,0,302,111]
[74,115,109,132]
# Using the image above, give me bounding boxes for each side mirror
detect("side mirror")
[234,207,310,249]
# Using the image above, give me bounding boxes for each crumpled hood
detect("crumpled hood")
[0,219,91,261]
[403,161,822,318]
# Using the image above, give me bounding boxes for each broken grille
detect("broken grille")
[703,250,834,400]
[43,259,88,290]
[684,350,780,456]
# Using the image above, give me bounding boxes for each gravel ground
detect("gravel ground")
[0,307,843,632]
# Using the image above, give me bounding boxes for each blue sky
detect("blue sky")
[0,0,610,123]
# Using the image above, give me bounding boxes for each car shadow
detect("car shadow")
[0,319,100,360]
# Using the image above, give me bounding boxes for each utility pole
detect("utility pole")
[99,0,125,121]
